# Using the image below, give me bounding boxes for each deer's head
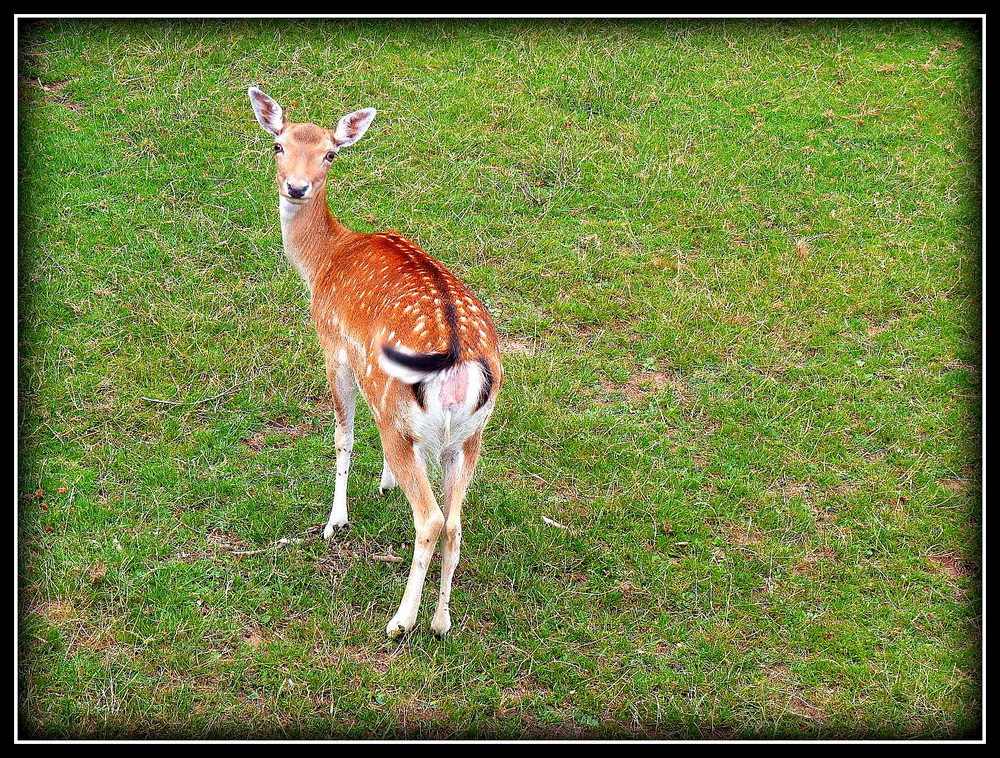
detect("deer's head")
[249,87,376,204]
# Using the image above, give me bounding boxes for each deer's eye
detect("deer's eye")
[325,151,337,162]
[273,143,283,154]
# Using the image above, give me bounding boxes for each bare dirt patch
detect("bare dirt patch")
[25,598,122,656]
[627,370,692,404]
[206,528,251,553]
[761,662,832,723]
[830,482,858,496]
[927,551,977,602]
[595,369,696,409]
[26,77,84,112]
[771,478,812,502]
[173,528,253,563]
[862,449,889,464]
[624,371,671,402]
[396,701,455,736]
[314,536,407,574]
[499,672,551,707]
[787,695,831,723]
[66,624,120,655]
[941,478,971,495]
[240,625,267,648]
[723,520,764,550]
[927,551,974,581]
[36,599,76,625]
[245,418,315,451]
[791,546,838,576]
[500,337,536,356]
[864,313,890,337]
[309,637,402,674]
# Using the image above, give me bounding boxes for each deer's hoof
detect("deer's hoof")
[430,613,451,637]
[323,520,349,540]
[386,613,415,638]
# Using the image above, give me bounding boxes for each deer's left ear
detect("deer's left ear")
[249,86,285,136]
[333,108,376,147]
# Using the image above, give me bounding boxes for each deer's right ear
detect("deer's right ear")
[248,86,285,136]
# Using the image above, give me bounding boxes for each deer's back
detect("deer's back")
[311,230,502,375]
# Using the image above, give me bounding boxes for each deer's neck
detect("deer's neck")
[279,186,349,293]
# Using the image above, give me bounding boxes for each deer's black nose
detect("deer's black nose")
[286,182,309,199]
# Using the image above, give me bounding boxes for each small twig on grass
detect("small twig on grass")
[140,375,259,407]
[542,515,572,532]
[221,523,404,564]
[228,547,275,556]
[227,530,315,556]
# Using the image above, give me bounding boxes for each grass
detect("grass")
[17,18,981,739]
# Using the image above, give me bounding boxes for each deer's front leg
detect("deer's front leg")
[324,352,356,538]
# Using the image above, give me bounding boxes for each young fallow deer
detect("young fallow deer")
[248,87,503,638]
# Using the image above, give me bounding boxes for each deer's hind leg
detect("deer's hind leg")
[323,347,357,539]
[379,455,398,493]
[430,429,483,636]
[380,427,444,637]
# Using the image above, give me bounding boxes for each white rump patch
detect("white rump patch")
[408,360,491,463]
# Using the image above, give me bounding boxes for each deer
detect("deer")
[247,87,503,638]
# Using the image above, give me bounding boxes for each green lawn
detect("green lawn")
[18,18,981,739]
